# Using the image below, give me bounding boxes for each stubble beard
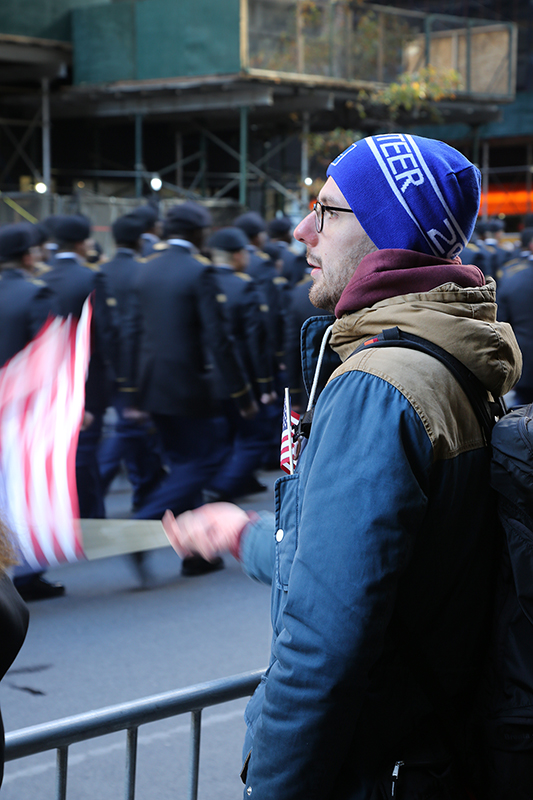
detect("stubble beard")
[308,237,377,313]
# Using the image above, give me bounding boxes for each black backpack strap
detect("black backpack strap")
[352,326,498,444]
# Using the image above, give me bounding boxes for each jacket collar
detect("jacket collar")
[335,248,485,318]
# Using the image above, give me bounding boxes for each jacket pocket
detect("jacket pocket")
[274,473,299,591]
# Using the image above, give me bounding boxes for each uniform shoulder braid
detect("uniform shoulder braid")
[193,253,211,266]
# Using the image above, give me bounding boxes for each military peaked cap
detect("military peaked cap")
[262,242,283,261]
[208,227,249,252]
[165,203,212,230]
[52,214,91,243]
[112,213,145,244]
[521,227,533,248]
[0,222,43,262]
[130,204,159,230]
[267,216,293,237]
[485,218,505,233]
[234,211,266,239]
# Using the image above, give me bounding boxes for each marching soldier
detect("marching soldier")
[40,214,118,519]
[131,204,256,575]
[206,226,276,500]
[98,213,165,512]
[0,222,64,601]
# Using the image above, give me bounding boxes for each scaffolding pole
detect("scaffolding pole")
[41,78,51,213]
[301,112,310,211]
[135,114,144,198]
[239,106,248,207]
[482,141,489,220]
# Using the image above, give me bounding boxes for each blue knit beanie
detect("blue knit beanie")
[326,133,481,259]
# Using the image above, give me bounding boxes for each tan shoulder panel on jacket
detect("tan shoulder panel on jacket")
[194,254,211,265]
[235,271,252,282]
[329,347,485,462]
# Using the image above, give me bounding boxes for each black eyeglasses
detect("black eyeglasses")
[313,200,354,233]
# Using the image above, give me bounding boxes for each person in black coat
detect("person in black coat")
[0,519,29,787]
[206,226,277,500]
[130,204,163,257]
[0,224,55,365]
[0,223,65,601]
[131,204,256,573]
[284,270,329,413]
[267,216,306,286]
[40,214,118,519]
[497,227,533,404]
[235,212,290,369]
[98,213,164,511]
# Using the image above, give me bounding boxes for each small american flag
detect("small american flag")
[280,388,300,475]
[0,298,92,569]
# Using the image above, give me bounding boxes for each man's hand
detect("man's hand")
[260,391,278,405]
[122,407,150,422]
[239,399,259,420]
[80,411,94,431]
[162,503,250,562]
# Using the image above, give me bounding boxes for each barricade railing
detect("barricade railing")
[4,668,265,800]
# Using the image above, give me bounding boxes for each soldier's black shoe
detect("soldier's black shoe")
[181,555,224,577]
[16,576,65,602]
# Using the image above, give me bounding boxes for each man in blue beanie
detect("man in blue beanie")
[162,134,522,799]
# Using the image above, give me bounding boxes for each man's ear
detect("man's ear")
[21,251,35,270]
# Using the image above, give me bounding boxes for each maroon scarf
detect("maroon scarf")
[335,249,486,318]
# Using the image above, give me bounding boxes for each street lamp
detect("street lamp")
[150,174,162,192]
[35,181,47,194]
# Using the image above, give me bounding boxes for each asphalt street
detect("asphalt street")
[0,468,280,800]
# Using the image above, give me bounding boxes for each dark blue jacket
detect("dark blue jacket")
[0,269,56,367]
[100,248,143,394]
[40,255,118,412]
[239,279,520,799]
[497,257,533,395]
[211,266,274,398]
[133,245,253,416]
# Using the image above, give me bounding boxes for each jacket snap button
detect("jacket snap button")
[275,529,284,542]
[247,787,252,796]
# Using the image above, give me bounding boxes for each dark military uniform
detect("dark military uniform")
[280,248,307,287]
[0,269,55,367]
[460,238,496,279]
[41,247,118,519]
[0,223,64,599]
[497,254,533,404]
[98,247,164,509]
[247,247,290,365]
[132,242,254,519]
[140,233,162,258]
[208,263,275,498]
[266,217,303,286]
[284,272,329,410]
[244,245,292,466]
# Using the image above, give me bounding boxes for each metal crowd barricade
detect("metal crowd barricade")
[4,668,265,800]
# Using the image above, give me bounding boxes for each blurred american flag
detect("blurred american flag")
[280,389,300,475]
[0,298,92,569]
